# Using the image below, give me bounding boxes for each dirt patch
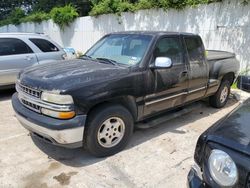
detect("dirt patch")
[23,170,49,188]
[48,162,61,170]
[53,171,78,186]
[23,162,61,188]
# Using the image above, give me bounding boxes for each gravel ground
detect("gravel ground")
[0,89,249,188]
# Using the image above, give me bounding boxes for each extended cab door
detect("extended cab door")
[0,38,38,86]
[144,36,189,116]
[183,36,209,101]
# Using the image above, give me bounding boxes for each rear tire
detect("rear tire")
[209,80,230,108]
[84,104,134,157]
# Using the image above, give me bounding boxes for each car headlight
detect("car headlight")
[208,149,238,187]
[41,92,74,105]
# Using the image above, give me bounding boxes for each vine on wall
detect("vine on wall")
[0,0,249,28]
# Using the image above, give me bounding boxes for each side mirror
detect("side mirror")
[152,57,173,69]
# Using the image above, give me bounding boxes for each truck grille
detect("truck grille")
[16,83,42,113]
[18,84,41,98]
[20,98,41,113]
[16,82,73,114]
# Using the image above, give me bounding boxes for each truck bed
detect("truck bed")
[207,50,235,61]
[206,50,239,83]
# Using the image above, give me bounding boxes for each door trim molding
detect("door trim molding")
[145,86,206,106]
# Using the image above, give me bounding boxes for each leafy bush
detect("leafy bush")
[9,8,26,25]
[0,19,12,27]
[20,12,50,23]
[90,0,135,16]
[89,0,114,16]
[186,0,222,6]
[90,0,225,16]
[135,0,159,10]
[168,0,188,9]
[0,0,248,27]
[117,1,136,14]
[50,4,79,29]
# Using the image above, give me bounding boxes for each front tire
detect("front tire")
[84,104,134,157]
[209,80,230,108]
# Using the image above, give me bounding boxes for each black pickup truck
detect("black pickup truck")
[12,31,239,157]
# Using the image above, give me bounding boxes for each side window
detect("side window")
[0,38,33,56]
[154,37,183,65]
[184,36,204,63]
[30,38,59,52]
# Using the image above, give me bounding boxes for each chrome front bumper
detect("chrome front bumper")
[15,112,84,147]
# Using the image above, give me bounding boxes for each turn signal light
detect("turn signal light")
[58,111,76,119]
[41,108,75,119]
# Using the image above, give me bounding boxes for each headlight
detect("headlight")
[41,92,74,105]
[208,149,238,187]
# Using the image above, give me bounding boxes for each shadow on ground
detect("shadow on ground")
[31,96,239,167]
[0,88,15,101]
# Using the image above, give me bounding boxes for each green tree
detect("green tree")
[50,4,79,29]
[9,7,26,25]
[0,0,33,20]
[32,0,91,16]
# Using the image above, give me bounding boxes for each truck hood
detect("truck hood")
[206,99,250,156]
[19,59,130,91]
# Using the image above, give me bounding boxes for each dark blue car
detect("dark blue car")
[237,71,250,92]
[188,98,250,188]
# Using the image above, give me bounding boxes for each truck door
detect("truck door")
[144,36,189,116]
[183,36,209,102]
[0,38,37,86]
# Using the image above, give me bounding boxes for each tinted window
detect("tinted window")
[30,38,59,52]
[154,37,183,64]
[184,36,204,63]
[0,38,33,56]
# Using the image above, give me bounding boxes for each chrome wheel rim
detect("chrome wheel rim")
[220,86,229,103]
[97,117,125,148]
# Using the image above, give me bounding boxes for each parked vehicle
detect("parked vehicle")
[12,31,239,157]
[0,33,66,89]
[187,98,250,188]
[63,47,77,60]
[237,70,250,92]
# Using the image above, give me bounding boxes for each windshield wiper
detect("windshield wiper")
[96,58,118,65]
[79,54,95,60]
[80,55,118,66]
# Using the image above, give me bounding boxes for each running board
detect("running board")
[136,102,202,129]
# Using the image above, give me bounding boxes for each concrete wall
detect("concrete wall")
[0,0,249,70]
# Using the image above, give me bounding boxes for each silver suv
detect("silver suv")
[0,33,66,88]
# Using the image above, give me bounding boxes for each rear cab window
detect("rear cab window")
[184,36,205,63]
[29,38,59,52]
[0,38,33,56]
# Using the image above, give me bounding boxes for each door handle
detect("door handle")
[25,56,33,61]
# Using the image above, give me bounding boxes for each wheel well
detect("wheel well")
[222,72,235,85]
[86,96,137,121]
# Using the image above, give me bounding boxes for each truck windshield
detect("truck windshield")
[85,34,152,66]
